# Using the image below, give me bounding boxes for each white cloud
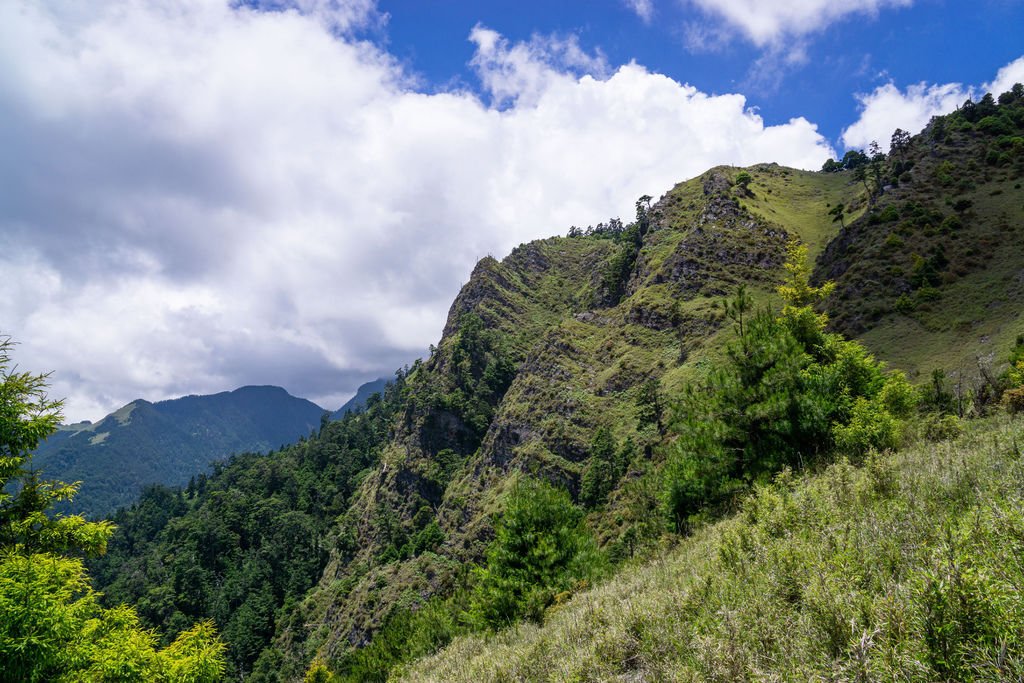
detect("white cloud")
[686,0,912,47]
[841,81,968,151]
[841,54,1024,153]
[986,56,1024,99]
[624,0,654,23]
[468,25,610,107]
[0,0,834,421]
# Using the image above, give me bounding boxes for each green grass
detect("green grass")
[816,100,1024,377]
[733,163,864,258]
[400,415,1024,682]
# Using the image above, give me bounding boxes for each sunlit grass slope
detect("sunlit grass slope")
[401,416,1024,682]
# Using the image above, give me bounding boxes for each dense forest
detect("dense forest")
[3,85,1024,681]
[32,386,328,518]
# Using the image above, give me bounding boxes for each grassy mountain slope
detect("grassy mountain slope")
[402,416,1024,682]
[34,385,326,517]
[816,102,1024,380]
[265,165,870,676]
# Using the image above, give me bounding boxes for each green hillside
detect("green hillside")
[402,415,1024,682]
[816,93,1024,380]
[86,86,1024,681]
[332,378,389,419]
[33,386,327,517]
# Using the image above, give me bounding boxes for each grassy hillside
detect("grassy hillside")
[401,415,1024,682]
[266,164,874,676]
[817,92,1024,380]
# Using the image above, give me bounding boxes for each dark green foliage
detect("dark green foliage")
[662,283,911,531]
[821,149,869,173]
[909,251,942,289]
[600,223,642,306]
[1010,334,1024,367]
[448,314,516,442]
[828,202,845,228]
[469,478,604,628]
[734,171,753,192]
[568,216,626,239]
[977,115,1014,136]
[922,369,957,414]
[635,379,662,430]
[877,205,900,223]
[599,196,652,306]
[336,589,470,682]
[891,128,912,156]
[580,427,626,508]
[90,375,407,678]
[32,386,327,518]
[413,313,516,456]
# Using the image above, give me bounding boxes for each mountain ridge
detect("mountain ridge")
[34,384,329,517]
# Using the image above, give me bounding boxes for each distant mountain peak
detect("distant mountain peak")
[33,385,330,517]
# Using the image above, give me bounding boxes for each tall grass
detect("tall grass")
[400,416,1024,681]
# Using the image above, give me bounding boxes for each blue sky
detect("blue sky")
[1,0,1022,421]
[377,0,1024,147]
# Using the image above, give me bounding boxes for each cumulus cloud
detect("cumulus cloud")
[987,56,1024,99]
[0,0,834,421]
[468,25,610,107]
[841,81,968,151]
[840,54,1024,153]
[685,0,913,47]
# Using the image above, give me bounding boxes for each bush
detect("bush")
[734,171,753,192]
[663,245,911,528]
[894,293,915,314]
[923,414,965,441]
[977,115,1014,136]
[1004,387,1024,415]
[833,396,901,455]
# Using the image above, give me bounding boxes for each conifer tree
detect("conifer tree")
[663,242,917,531]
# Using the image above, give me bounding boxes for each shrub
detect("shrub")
[894,294,915,314]
[834,397,901,455]
[923,414,965,441]
[877,205,900,222]
[977,114,1014,136]
[883,232,905,249]
[663,244,911,528]
[1004,387,1024,415]
[734,171,753,192]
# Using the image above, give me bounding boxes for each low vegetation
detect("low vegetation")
[401,414,1024,681]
